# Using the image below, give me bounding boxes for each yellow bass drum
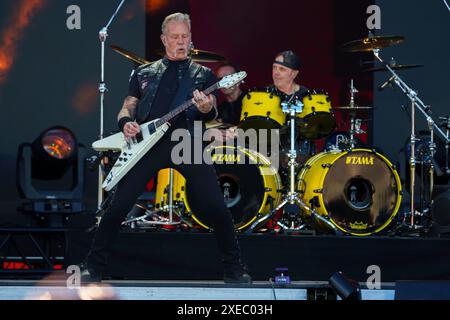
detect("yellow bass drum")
[297,149,402,235]
[186,146,283,231]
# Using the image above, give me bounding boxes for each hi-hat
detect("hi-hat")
[341,35,405,52]
[336,104,374,110]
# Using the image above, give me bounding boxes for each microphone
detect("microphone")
[378,75,396,91]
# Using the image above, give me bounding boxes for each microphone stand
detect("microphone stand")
[373,49,450,230]
[96,0,127,211]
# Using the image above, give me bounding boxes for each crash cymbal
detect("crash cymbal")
[363,64,423,72]
[110,45,150,65]
[341,35,405,52]
[156,48,226,62]
[189,49,225,62]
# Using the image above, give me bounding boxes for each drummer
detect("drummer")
[270,50,315,166]
[270,50,309,100]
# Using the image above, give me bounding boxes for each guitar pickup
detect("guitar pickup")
[148,122,156,134]
[135,132,143,143]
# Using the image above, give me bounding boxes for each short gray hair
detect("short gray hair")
[161,13,191,34]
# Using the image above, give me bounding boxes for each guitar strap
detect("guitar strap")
[169,60,202,113]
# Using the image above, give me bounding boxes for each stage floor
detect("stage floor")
[64,230,450,282]
[0,279,396,300]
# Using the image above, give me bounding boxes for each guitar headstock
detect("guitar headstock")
[218,71,247,89]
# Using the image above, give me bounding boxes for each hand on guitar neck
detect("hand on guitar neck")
[193,89,215,113]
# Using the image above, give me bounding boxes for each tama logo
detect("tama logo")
[212,154,241,162]
[346,156,374,165]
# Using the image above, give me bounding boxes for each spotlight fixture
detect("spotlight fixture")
[16,126,85,225]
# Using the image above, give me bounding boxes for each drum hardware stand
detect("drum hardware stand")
[424,117,437,222]
[439,116,450,175]
[122,168,191,228]
[373,49,450,232]
[348,80,366,149]
[247,98,340,233]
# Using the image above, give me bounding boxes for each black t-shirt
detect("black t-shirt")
[217,91,245,125]
[129,60,186,130]
[128,60,218,131]
[270,84,309,104]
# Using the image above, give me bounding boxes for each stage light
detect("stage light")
[16,126,86,226]
[329,271,361,300]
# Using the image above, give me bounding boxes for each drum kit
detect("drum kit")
[111,34,449,237]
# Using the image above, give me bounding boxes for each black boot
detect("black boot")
[224,268,252,284]
[223,261,252,284]
[78,262,102,284]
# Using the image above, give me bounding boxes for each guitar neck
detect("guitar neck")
[155,83,219,128]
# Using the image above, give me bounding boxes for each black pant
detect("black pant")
[87,135,244,274]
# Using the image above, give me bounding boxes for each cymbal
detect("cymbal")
[205,120,235,130]
[190,49,225,62]
[335,105,374,110]
[110,45,150,65]
[363,64,423,72]
[156,49,226,62]
[341,35,405,52]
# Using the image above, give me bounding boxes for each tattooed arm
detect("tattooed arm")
[118,96,140,138]
[117,96,139,121]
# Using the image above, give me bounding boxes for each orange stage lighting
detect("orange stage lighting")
[71,81,98,114]
[0,0,46,85]
[146,0,169,13]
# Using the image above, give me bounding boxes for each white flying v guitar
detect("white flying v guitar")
[92,71,247,191]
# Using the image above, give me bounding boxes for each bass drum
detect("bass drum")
[185,146,283,231]
[297,149,402,235]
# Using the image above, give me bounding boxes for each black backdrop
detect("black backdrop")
[373,0,450,183]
